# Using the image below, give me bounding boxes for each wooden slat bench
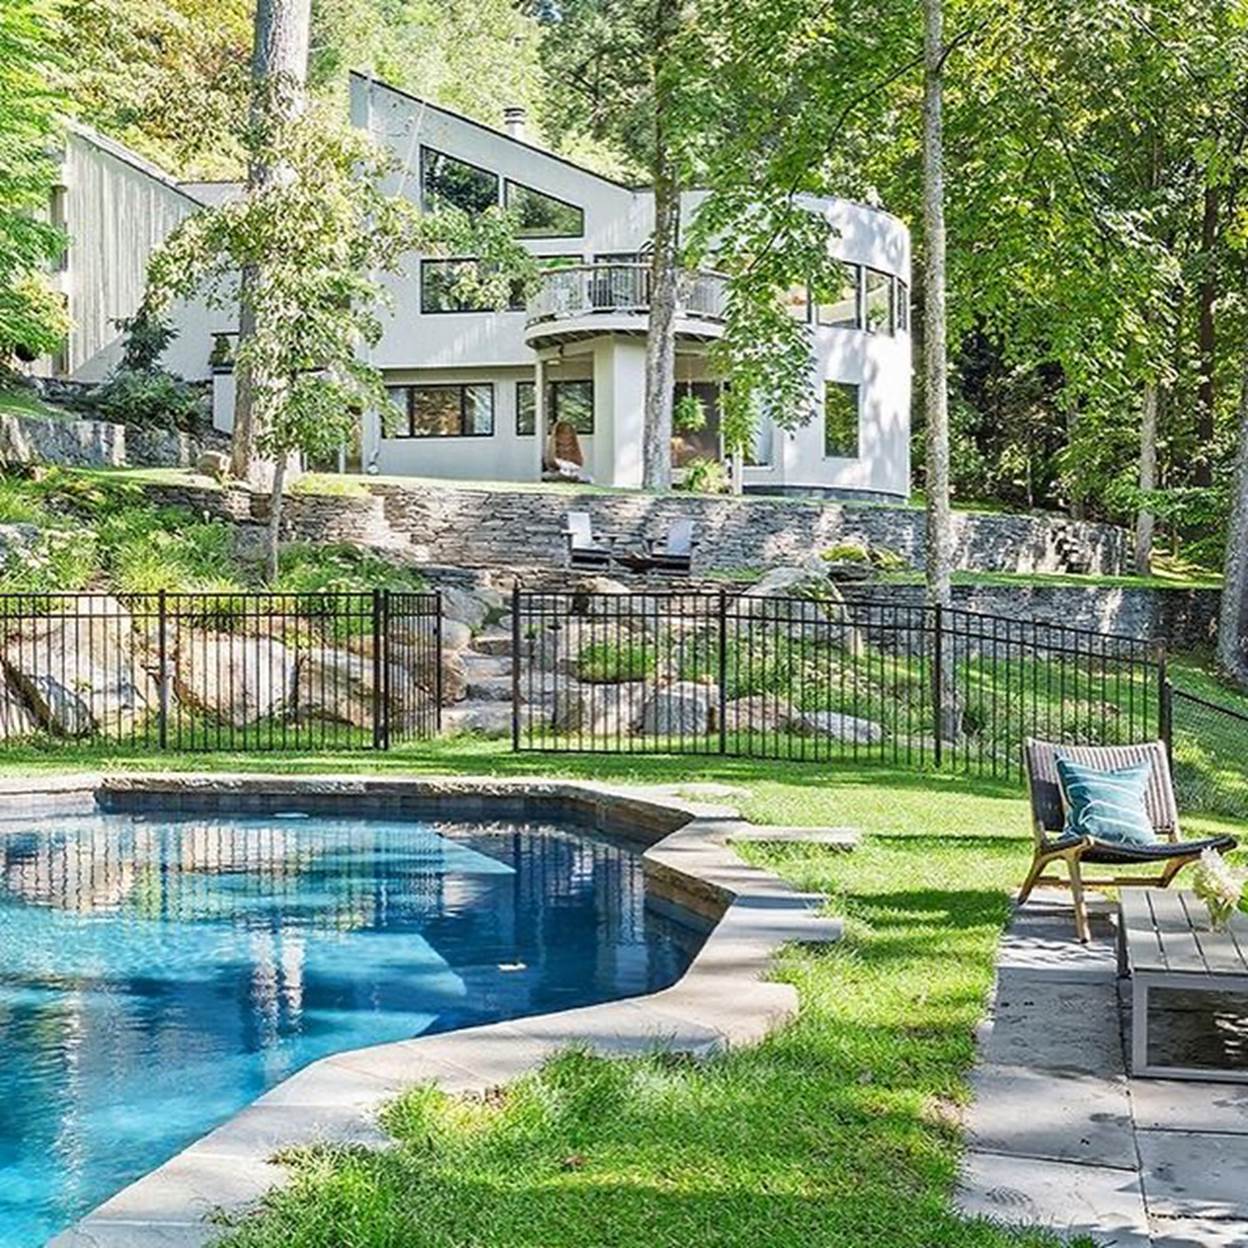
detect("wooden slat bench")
[1119,888,1248,1082]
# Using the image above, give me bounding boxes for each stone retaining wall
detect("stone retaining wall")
[842,582,1221,648]
[0,410,207,469]
[371,483,1131,577]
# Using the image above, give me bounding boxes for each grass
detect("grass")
[0,383,71,423]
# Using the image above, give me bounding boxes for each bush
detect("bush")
[96,505,244,594]
[577,641,657,683]
[0,476,51,525]
[0,528,97,593]
[678,456,728,494]
[275,544,426,596]
[78,369,204,431]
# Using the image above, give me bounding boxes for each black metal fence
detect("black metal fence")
[1166,684,1248,823]
[511,588,1166,783]
[0,590,442,752]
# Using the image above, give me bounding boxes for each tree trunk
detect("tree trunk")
[641,0,681,492]
[1135,379,1158,575]
[922,0,952,609]
[229,0,311,485]
[1217,356,1248,687]
[1194,184,1218,489]
[265,451,288,585]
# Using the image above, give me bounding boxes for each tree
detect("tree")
[147,105,530,580]
[921,0,952,607]
[0,0,69,367]
[537,0,698,490]
[1218,355,1248,687]
[226,0,313,485]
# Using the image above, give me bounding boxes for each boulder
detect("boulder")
[737,566,863,653]
[797,710,884,744]
[722,695,799,736]
[379,615,472,655]
[407,647,467,705]
[174,632,296,727]
[639,680,715,736]
[0,524,41,568]
[196,449,231,481]
[0,682,39,740]
[295,647,410,730]
[551,681,647,737]
[4,595,157,737]
[439,586,490,632]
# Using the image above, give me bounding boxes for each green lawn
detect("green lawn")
[0,383,71,422]
[17,742,1240,1247]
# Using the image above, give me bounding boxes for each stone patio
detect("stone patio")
[957,889,1248,1247]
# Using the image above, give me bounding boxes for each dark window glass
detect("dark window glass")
[505,182,584,238]
[815,262,861,329]
[895,280,909,333]
[384,385,412,437]
[386,384,495,438]
[824,382,859,458]
[516,381,536,435]
[865,269,892,335]
[421,148,499,215]
[550,379,593,434]
[422,259,525,313]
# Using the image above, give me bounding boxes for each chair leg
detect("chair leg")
[1067,853,1091,943]
[1017,851,1047,905]
[1158,856,1193,888]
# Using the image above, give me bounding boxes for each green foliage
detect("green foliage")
[275,543,425,595]
[0,0,69,365]
[0,477,52,525]
[0,529,97,593]
[95,504,243,593]
[678,455,728,494]
[672,390,707,434]
[576,640,657,683]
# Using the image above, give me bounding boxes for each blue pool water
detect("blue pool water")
[0,810,703,1246]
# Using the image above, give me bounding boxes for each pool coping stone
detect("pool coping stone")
[10,773,844,1248]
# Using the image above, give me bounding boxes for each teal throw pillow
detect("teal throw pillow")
[1055,756,1157,847]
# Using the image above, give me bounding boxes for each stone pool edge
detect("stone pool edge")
[13,773,843,1248]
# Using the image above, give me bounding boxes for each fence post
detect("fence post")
[372,589,384,751]
[717,589,728,755]
[157,590,168,750]
[932,603,944,769]
[434,591,443,736]
[1158,646,1173,763]
[511,582,522,751]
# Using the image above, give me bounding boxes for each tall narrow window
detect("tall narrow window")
[48,184,68,273]
[815,262,861,329]
[824,382,860,458]
[894,280,910,333]
[864,269,892,335]
[516,381,536,435]
[421,148,499,215]
[505,182,584,238]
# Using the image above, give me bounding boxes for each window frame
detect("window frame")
[814,261,863,330]
[823,381,861,460]
[864,267,894,336]
[504,180,585,239]
[894,279,910,333]
[515,378,594,436]
[384,382,496,439]
[420,146,500,216]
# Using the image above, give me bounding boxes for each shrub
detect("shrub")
[679,456,728,494]
[79,369,204,431]
[577,641,657,683]
[275,544,427,596]
[97,505,244,594]
[0,476,51,525]
[0,528,97,593]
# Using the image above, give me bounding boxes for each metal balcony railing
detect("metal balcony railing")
[526,263,728,327]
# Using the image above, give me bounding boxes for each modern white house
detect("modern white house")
[38,75,913,500]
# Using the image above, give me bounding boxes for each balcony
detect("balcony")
[524,263,728,347]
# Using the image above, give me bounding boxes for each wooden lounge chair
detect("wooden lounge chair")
[563,511,613,571]
[615,518,697,575]
[1020,738,1236,942]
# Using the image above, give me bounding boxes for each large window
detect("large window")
[421,259,525,313]
[385,383,494,438]
[421,148,499,215]
[815,262,861,329]
[824,382,860,458]
[865,268,893,335]
[505,181,584,238]
[516,379,594,436]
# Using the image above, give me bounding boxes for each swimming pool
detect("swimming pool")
[0,810,705,1246]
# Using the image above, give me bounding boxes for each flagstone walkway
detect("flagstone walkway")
[957,891,1248,1248]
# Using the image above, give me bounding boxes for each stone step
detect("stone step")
[465,674,516,702]
[473,632,513,657]
[441,701,543,737]
[460,654,512,680]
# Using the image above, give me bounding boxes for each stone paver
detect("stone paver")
[958,887,1248,1246]
[957,1151,1151,1248]
[965,1064,1135,1168]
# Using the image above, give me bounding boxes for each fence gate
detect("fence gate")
[510,588,1167,783]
